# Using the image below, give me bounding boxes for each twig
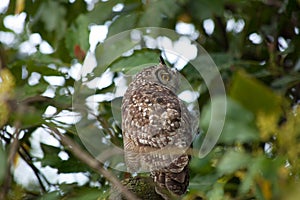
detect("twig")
[48,126,139,200]
[215,16,229,51]
[95,114,116,138]
[21,96,52,104]
[19,144,48,192]
[0,122,21,199]
[0,129,50,192]
[21,95,70,110]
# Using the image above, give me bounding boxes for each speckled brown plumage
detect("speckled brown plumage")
[121,57,193,199]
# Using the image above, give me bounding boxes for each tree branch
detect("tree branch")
[48,126,139,200]
[19,144,49,192]
[0,122,21,199]
[0,129,50,193]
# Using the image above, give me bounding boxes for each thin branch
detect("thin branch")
[215,16,229,51]
[0,130,10,143]
[0,122,21,199]
[19,144,48,192]
[21,96,52,104]
[21,95,70,110]
[96,114,116,138]
[0,129,50,192]
[48,126,139,200]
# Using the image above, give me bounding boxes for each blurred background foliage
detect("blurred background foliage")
[0,0,300,199]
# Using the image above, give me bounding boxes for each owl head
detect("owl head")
[131,56,180,93]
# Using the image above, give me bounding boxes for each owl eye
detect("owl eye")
[160,72,171,81]
[157,70,172,85]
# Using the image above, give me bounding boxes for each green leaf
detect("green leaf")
[218,122,259,144]
[53,93,72,109]
[230,70,284,116]
[189,174,219,192]
[271,74,300,88]
[109,50,160,74]
[40,143,61,167]
[200,98,259,144]
[138,0,181,27]
[17,82,49,101]
[190,154,215,175]
[240,156,284,194]
[38,1,67,39]
[207,182,226,200]
[65,187,103,200]
[11,106,45,129]
[210,53,234,70]
[38,191,60,200]
[217,150,252,175]
[40,143,89,173]
[0,148,6,185]
[65,15,90,58]
[111,97,122,126]
[86,0,120,24]
[188,0,224,20]
[108,13,139,37]
[26,64,63,76]
[94,33,139,76]
[30,53,66,67]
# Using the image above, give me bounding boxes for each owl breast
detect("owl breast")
[122,82,189,148]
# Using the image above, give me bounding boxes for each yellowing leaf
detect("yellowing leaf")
[257,177,272,200]
[256,111,278,140]
[0,69,15,127]
[277,106,300,173]
[13,153,20,167]
[15,0,25,14]
[0,68,15,95]
[0,144,6,185]
[230,70,284,116]
[0,102,10,127]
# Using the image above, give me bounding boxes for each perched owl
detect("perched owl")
[121,56,194,199]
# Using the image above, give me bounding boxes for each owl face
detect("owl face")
[132,63,180,93]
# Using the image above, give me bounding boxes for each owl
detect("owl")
[121,56,194,199]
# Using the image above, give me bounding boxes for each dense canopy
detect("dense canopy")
[0,0,300,199]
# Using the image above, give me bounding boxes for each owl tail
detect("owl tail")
[151,154,190,200]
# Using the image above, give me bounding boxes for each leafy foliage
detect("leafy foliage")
[0,0,300,199]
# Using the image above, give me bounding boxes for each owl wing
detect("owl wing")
[122,82,183,172]
[122,81,192,178]
[122,82,192,147]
